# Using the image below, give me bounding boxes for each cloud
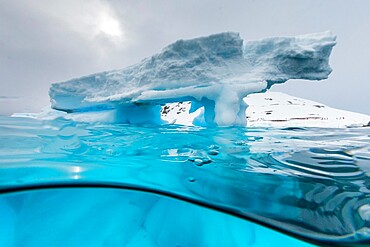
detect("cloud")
[0,0,369,115]
[0,0,132,114]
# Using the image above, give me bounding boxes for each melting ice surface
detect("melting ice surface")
[0,116,370,246]
[49,32,336,126]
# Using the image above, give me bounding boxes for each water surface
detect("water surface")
[1,116,370,246]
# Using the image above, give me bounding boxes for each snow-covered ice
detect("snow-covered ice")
[161,92,370,128]
[245,92,370,128]
[49,31,336,126]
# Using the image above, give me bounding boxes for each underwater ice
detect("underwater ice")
[0,188,312,247]
[50,32,336,126]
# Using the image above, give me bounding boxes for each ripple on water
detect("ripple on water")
[0,116,370,245]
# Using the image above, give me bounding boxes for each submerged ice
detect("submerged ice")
[50,32,336,126]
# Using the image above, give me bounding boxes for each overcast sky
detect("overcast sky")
[0,0,369,115]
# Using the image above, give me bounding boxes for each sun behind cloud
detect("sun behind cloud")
[98,13,123,38]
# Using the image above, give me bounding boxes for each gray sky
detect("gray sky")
[0,0,369,115]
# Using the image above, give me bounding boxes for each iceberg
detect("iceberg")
[49,32,336,126]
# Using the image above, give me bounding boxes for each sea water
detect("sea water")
[0,116,370,246]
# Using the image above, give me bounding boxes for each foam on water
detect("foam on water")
[1,116,370,246]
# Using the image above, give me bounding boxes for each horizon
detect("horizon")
[0,0,369,115]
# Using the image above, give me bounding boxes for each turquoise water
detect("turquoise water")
[1,116,370,246]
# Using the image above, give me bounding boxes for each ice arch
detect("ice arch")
[49,32,336,126]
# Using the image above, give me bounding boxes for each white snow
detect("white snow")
[245,92,370,128]
[160,92,370,128]
[49,31,336,126]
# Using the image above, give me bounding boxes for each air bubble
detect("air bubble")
[194,159,204,166]
[208,150,219,155]
[208,145,220,150]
